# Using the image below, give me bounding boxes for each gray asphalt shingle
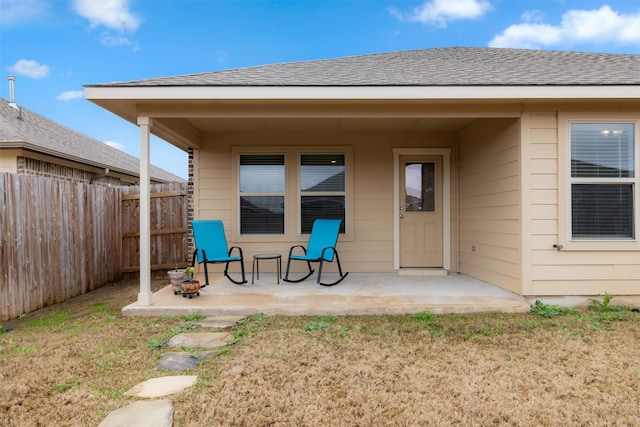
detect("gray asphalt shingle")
[0,98,184,183]
[89,47,640,88]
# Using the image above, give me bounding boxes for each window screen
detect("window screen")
[572,184,634,238]
[570,123,635,239]
[239,154,285,234]
[300,154,345,233]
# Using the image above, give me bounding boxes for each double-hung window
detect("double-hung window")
[300,154,346,234]
[239,154,285,234]
[236,148,351,238]
[570,122,636,240]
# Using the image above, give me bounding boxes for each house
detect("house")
[84,47,640,304]
[0,96,184,186]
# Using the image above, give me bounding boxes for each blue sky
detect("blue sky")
[1,0,639,179]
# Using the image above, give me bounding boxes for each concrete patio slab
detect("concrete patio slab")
[123,272,532,317]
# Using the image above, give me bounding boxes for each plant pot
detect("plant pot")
[168,269,186,295]
[181,280,200,299]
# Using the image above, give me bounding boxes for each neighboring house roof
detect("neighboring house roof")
[89,47,640,87]
[0,98,184,183]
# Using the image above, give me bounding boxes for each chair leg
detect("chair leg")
[318,251,349,287]
[192,249,209,288]
[224,260,247,285]
[240,259,247,283]
[316,259,325,284]
[283,256,293,281]
[201,263,210,287]
[283,258,314,283]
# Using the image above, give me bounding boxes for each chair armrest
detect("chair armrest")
[192,248,207,264]
[287,245,307,257]
[228,246,244,258]
[320,246,337,262]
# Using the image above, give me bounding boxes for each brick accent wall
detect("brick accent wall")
[187,147,195,261]
[17,157,121,186]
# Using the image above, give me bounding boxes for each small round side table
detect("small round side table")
[252,253,282,284]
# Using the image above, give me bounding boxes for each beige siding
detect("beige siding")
[194,130,457,274]
[458,119,522,293]
[192,109,640,296]
[196,147,234,222]
[524,110,640,296]
[0,151,18,173]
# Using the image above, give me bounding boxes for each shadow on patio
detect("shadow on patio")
[122,272,532,317]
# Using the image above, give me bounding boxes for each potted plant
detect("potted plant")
[181,266,200,299]
[168,266,186,295]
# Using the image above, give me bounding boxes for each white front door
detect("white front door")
[399,155,443,267]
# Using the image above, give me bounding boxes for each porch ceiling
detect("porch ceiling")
[147,115,487,151]
[182,116,477,133]
[87,96,526,150]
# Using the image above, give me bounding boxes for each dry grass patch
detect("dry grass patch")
[1,282,639,426]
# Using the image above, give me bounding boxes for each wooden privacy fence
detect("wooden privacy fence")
[1,174,189,320]
[0,173,122,321]
[121,182,189,279]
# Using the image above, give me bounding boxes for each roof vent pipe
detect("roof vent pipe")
[7,75,18,109]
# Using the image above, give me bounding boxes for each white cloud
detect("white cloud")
[100,33,132,47]
[0,0,48,25]
[56,90,84,101]
[7,59,50,79]
[104,141,125,151]
[72,0,141,33]
[490,5,640,48]
[521,9,545,24]
[391,0,492,28]
[489,23,562,49]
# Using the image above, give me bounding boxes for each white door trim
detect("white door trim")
[393,148,451,271]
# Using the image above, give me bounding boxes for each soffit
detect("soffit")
[177,117,477,133]
[86,95,639,149]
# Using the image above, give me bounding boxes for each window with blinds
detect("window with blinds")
[570,123,636,239]
[239,154,285,234]
[300,154,346,234]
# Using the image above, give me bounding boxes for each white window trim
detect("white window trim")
[299,152,348,235]
[237,152,287,236]
[558,113,640,251]
[232,145,353,243]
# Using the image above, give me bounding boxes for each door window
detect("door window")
[405,162,435,212]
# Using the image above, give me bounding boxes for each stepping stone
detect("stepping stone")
[98,399,173,427]
[157,351,218,371]
[197,315,245,329]
[124,375,198,398]
[167,332,230,349]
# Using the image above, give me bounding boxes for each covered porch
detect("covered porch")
[122,272,532,317]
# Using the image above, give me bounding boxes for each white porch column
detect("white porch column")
[137,117,153,305]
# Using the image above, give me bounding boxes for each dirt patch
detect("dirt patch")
[1,281,639,426]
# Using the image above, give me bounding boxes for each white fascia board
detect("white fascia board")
[85,85,640,100]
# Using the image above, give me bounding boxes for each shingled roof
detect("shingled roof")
[0,98,184,183]
[91,47,640,88]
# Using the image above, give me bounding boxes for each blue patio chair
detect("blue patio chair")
[283,219,348,286]
[191,220,247,285]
